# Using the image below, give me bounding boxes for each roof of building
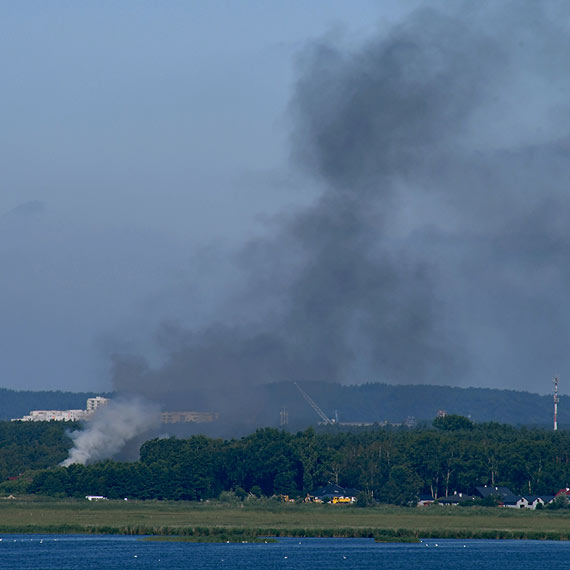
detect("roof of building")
[524,495,554,504]
[312,484,360,499]
[475,486,519,504]
[438,494,477,504]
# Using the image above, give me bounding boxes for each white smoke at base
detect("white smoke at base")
[60,396,161,466]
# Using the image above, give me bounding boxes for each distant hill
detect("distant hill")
[258,381,564,429]
[0,382,562,432]
[0,388,112,421]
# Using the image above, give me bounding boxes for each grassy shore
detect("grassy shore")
[0,498,569,541]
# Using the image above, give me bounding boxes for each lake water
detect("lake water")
[1,536,570,569]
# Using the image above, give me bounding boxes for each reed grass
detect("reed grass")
[0,498,569,541]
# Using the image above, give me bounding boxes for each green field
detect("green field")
[0,499,570,541]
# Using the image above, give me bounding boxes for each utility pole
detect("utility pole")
[280,407,289,427]
[554,377,559,431]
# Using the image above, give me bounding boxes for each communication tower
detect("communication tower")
[554,377,559,431]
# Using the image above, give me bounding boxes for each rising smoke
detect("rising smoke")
[107,3,570,424]
[61,397,161,466]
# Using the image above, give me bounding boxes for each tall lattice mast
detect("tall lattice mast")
[554,377,559,432]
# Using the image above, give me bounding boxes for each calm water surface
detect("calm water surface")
[1,536,570,570]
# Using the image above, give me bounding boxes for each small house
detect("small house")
[475,485,520,507]
[514,496,529,509]
[417,494,435,507]
[310,484,359,504]
[437,492,477,506]
[524,495,554,510]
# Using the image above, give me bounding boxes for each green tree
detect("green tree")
[379,465,423,506]
[433,415,473,431]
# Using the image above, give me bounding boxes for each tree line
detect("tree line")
[2,415,570,504]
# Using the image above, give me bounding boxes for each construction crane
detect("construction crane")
[294,382,334,425]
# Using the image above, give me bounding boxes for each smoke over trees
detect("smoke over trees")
[110,3,570,416]
[61,397,161,466]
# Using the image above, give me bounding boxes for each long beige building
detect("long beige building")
[12,397,110,422]
[160,411,219,424]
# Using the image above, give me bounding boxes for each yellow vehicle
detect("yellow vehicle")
[332,496,352,504]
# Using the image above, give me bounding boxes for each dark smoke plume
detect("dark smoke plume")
[110,3,570,426]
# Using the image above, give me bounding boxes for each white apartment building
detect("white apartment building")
[20,409,88,422]
[12,397,110,422]
[86,397,110,413]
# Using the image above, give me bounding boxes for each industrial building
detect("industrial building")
[160,411,219,424]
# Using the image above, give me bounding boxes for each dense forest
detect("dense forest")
[4,416,570,505]
[0,421,74,480]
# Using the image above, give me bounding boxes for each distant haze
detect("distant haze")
[1,2,570,400]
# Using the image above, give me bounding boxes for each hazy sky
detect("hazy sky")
[2,1,569,396]
[1,1,420,391]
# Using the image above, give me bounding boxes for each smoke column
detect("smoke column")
[110,2,570,417]
[61,397,161,466]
